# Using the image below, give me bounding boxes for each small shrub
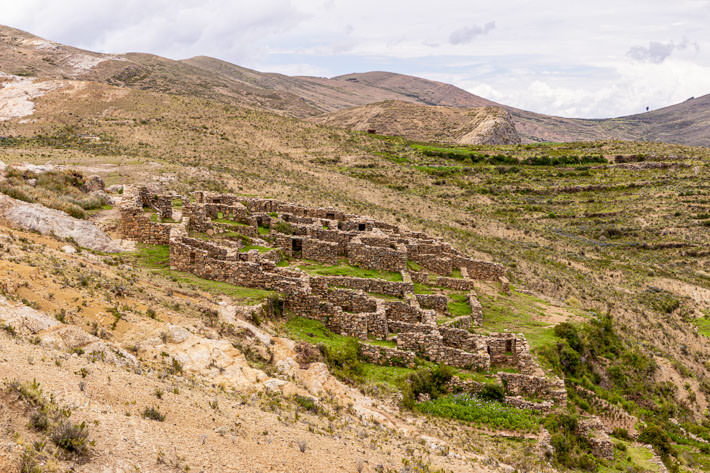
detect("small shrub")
[478,384,505,402]
[294,395,319,414]
[275,220,294,235]
[29,409,49,431]
[51,421,90,455]
[318,339,362,383]
[402,365,454,408]
[142,406,165,422]
[297,439,307,453]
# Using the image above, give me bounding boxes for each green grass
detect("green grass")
[448,292,472,316]
[85,204,113,215]
[297,260,402,281]
[239,245,275,253]
[365,339,397,348]
[407,259,423,272]
[450,268,463,279]
[477,289,566,350]
[413,282,434,294]
[415,393,540,432]
[624,443,660,472]
[693,315,710,337]
[213,218,249,226]
[283,317,416,388]
[134,245,276,304]
[257,226,271,236]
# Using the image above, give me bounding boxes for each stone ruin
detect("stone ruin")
[120,186,566,411]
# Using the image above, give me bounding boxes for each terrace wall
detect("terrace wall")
[302,238,339,265]
[415,294,449,314]
[359,344,415,368]
[347,239,407,272]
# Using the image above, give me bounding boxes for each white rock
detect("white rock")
[163,324,190,344]
[275,358,299,376]
[0,193,124,252]
[0,296,61,333]
[61,245,76,254]
[263,378,288,392]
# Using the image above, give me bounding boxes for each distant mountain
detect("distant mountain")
[1,24,709,146]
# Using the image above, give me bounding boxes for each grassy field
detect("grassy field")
[415,392,541,432]
[296,260,403,281]
[447,292,472,317]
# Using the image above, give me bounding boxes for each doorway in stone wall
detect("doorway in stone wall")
[291,238,302,257]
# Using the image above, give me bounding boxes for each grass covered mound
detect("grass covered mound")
[416,392,540,432]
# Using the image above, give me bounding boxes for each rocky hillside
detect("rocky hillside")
[315,100,521,145]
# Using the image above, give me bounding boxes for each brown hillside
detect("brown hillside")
[315,100,521,145]
[3,24,710,146]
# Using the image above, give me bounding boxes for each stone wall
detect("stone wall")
[119,186,175,245]
[415,294,449,314]
[325,288,378,314]
[302,237,339,265]
[359,344,415,368]
[439,326,481,352]
[469,292,483,326]
[578,417,615,459]
[397,331,489,370]
[411,253,453,275]
[498,372,567,405]
[383,300,426,324]
[347,238,406,272]
[575,386,638,436]
[452,257,505,281]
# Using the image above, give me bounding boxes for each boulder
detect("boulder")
[0,296,61,333]
[0,194,125,252]
[82,174,105,192]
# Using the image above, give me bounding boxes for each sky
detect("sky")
[3,0,710,118]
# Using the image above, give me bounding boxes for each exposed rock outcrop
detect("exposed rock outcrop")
[0,193,125,252]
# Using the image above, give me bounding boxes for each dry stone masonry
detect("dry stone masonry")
[120,187,564,408]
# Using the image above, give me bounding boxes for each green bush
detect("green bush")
[294,395,319,414]
[544,413,597,471]
[554,322,581,352]
[275,220,294,235]
[402,365,454,408]
[639,425,674,457]
[318,339,363,383]
[478,384,505,402]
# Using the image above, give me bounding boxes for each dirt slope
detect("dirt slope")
[315,100,521,145]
